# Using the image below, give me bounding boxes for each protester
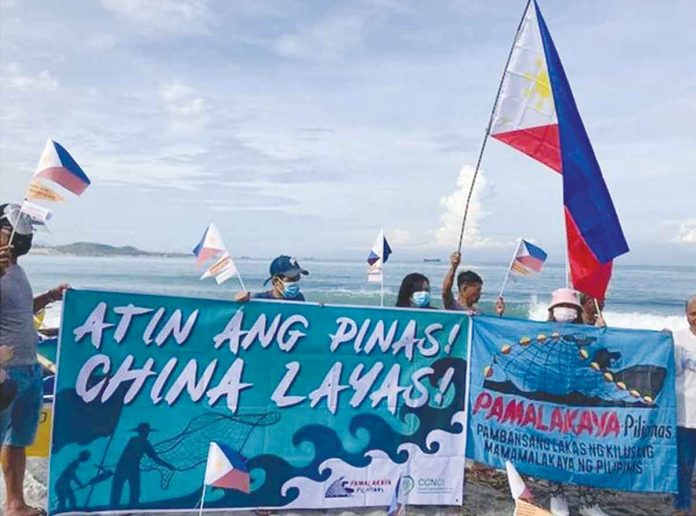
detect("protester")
[0,203,69,516]
[673,296,696,515]
[442,251,504,315]
[579,293,607,328]
[235,255,309,302]
[395,273,433,309]
[546,287,608,516]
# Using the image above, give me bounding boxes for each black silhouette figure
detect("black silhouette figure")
[55,450,91,511]
[110,422,175,507]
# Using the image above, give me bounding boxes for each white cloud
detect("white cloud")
[159,82,209,130]
[434,165,501,248]
[0,63,59,91]
[675,219,696,244]
[99,0,210,36]
[387,229,414,247]
[275,14,366,61]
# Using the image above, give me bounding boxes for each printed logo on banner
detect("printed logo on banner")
[467,316,678,494]
[324,477,391,498]
[324,477,354,498]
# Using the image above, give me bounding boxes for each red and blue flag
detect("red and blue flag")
[204,442,250,493]
[33,140,91,196]
[490,1,628,300]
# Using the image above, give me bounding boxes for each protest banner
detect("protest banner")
[48,289,469,514]
[467,315,677,493]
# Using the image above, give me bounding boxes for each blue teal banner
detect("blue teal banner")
[48,289,469,514]
[466,315,677,493]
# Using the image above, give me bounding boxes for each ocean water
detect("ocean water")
[20,254,695,332]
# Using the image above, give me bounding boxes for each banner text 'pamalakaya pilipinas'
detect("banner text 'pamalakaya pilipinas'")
[467,316,677,493]
[49,289,469,514]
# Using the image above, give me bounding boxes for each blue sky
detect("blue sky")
[1,0,694,264]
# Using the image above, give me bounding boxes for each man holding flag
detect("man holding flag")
[1,204,68,516]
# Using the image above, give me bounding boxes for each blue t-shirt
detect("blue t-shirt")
[252,291,305,302]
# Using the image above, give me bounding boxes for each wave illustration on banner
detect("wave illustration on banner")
[281,410,467,507]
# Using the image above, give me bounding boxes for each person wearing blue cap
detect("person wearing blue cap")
[235,255,309,302]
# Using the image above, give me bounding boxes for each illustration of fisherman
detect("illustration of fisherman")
[54,450,91,511]
[110,422,175,507]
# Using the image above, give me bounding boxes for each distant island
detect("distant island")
[33,241,189,258]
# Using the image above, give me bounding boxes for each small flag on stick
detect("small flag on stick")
[192,223,226,267]
[499,238,547,297]
[33,140,91,196]
[387,475,406,516]
[204,442,250,493]
[19,200,53,224]
[27,180,64,202]
[193,224,246,290]
[505,461,552,515]
[367,229,392,306]
[199,442,250,515]
[200,253,239,285]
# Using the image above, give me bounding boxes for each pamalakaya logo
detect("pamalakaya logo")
[325,476,392,498]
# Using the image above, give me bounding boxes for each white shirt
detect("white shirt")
[674,327,696,428]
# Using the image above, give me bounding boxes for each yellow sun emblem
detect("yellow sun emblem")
[523,56,553,111]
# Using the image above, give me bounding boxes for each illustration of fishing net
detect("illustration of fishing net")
[483,331,662,405]
[142,411,280,490]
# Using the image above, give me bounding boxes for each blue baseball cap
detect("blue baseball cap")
[264,255,309,284]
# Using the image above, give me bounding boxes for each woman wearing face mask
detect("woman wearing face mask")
[395,273,433,309]
[546,288,609,516]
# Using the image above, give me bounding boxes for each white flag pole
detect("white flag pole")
[380,228,385,307]
[456,0,532,252]
[237,273,247,293]
[380,266,384,307]
[198,483,207,516]
[499,238,522,299]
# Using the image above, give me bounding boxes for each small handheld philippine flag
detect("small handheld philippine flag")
[204,442,250,493]
[193,223,227,267]
[33,139,91,196]
[367,229,392,283]
[510,239,547,277]
[387,475,406,516]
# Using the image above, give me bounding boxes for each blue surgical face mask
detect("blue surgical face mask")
[410,290,431,308]
[281,280,301,299]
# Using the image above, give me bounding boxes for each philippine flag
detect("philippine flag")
[387,476,406,516]
[204,442,250,493]
[489,1,628,301]
[33,140,91,196]
[513,239,547,274]
[367,229,393,283]
[192,223,227,267]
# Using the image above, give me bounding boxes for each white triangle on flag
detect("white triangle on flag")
[34,139,61,174]
[204,442,234,486]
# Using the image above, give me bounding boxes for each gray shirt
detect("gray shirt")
[0,264,38,366]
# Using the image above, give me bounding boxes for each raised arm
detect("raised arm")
[442,252,460,310]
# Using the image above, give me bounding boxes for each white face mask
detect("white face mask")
[552,307,578,323]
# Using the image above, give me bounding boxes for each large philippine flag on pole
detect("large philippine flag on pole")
[489,0,629,301]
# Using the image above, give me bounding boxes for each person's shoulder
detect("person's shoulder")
[252,291,274,299]
[674,327,696,346]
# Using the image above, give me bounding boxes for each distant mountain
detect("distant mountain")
[35,241,188,258]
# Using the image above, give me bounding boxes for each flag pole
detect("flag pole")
[499,238,522,299]
[380,270,384,307]
[380,228,385,307]
[198,483,207,516]
[456,0,532,252]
